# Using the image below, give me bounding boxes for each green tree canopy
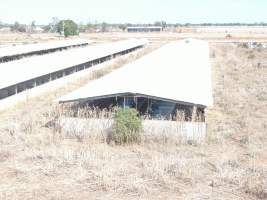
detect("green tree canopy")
[57,20,78,37]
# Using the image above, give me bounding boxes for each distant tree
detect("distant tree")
[161,21,167,28]
[78,23,86,33]
[101,22,108,32]
[42,25,51,32]
[31,21,36,29]
[12,21,20,31]
[46,17,59,32]
[57,19,78,37]
[30,21,36,33]
[154,21,161,26]
[82,23,96,32]
[87,22,96,29]
[49,17,59,32]
[78,22,93,33]
[17,25,26,32]
[184,23,191,27]
[154,21,167,29]
[11,21,26,32]
[118,24,127,31]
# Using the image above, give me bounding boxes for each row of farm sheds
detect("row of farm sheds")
[0,38,148,108]
[0,38,213,122]
[0,38,213,141]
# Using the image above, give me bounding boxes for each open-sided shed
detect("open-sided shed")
[58,39,213,120]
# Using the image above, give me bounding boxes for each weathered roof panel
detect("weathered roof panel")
[58,39,213,107]
[0,39,148,89]
[0,39,91,58]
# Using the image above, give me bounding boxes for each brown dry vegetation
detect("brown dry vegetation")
[0,33,61,45]
[0,34,266,199]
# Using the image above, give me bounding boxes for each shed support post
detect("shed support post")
[146,98,150,115]
[15,85,18,94]
[134,96,138,110]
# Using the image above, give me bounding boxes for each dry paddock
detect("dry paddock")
[0,34,266,199]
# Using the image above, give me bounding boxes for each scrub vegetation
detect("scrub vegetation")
[0,34,266,199]
[111,108,142,145]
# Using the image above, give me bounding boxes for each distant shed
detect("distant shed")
[58,39,213,121]
[0,39,91,63]
[127,26,162,32]
[0,39,148,103]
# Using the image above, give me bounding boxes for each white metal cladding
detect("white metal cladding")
[58,39,213,107]
[0,39,91,58]
[0,39,148,89]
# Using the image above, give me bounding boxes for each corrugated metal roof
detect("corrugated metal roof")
[58,39,213,107]
[0,39,91,58]
[0,39,148,89]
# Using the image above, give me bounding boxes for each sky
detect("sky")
[1,0,267,25]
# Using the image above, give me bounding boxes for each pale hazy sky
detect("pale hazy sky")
[1,0,267,25]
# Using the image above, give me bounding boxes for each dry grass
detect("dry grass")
[0,33,61,46]
[0,35,267,199]
[43,105,206,147]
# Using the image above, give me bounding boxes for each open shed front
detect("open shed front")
[75,93,205,121]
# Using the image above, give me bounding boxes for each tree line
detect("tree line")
[1,18,267,37]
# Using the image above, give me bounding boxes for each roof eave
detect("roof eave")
[59,92,207,108]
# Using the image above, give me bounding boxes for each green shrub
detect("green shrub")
[57,20,78,37]
[111,108,142,145]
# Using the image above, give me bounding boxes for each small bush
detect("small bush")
[225,34,232,39]
[248,53,255,59]
[111,108,142,145]
[238,43,249,49]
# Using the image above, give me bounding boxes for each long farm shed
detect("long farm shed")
[58,39,213,120]
[0,39,148,104]
[0,39,91,63]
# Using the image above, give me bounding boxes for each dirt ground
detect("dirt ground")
[0,31,266,199]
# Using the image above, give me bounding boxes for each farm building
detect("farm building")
[127,26,162,32]
[58,39,213,121]
[0,39,91,63]
[0,39,148,107]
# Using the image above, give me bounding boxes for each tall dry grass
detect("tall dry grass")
[42,104,205,145]
[0,40,266,199]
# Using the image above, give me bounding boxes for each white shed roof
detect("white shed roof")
[0,39,91,58]
[58,39,213,107]
[0,39,148,89]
